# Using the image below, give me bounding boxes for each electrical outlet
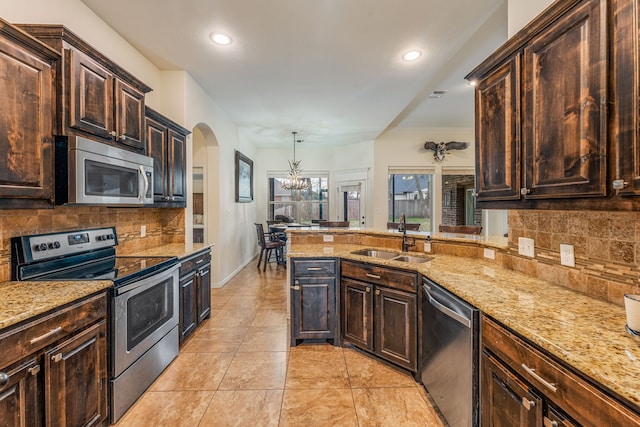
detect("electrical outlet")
[323,234,334,242]
[424,240,432,252]
[518,237,535,258]
[140,225,146,237]
[484,248,495,260]
[560,243,575,267]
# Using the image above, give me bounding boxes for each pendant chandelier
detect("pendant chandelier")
[281,131,309,191]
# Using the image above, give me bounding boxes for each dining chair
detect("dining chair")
[318,221,349,227]
[438,224,483,235]
[254,223,286,271]
[387,222,420,231]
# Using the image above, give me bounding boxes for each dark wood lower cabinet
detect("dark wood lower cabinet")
[341,278,374,351]
[179,248,212,343]
[45,321,107,427]
[482,315,640,427]
[481,349,543,427]
[290,258,338,346]
[0,292,108,427]
[340,261,418,373]
[0,357,40,427]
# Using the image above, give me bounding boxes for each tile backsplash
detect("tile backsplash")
[508,210,640,306]
[0,206,184,282]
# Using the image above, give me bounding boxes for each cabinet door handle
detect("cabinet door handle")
[521,396,535,411]
[520,187,531,196]
[375,289,380,296]
[0,372,8,388]
[51,353,63,363]
[109,130,117,138]
[521,363,557,392]
[306,267,322,271]
[365,273,381,279]
[30,326,62,344]
[291,285,300,291]
[365,287,371,293]
[196,259,204,264]
[543,417,558,427]
[28,365,40,376]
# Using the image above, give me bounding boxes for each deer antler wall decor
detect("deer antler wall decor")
[423,141,469,161]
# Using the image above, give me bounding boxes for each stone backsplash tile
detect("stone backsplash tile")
[0,206,184,282]
[509,210,640,306]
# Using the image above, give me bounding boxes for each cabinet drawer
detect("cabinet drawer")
[0,292,107,369]
[482,316,640,426]
[341,260,417,293]
[180,249,211,276]
[291,259,337,277]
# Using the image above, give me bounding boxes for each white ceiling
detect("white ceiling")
[81,0,507,147]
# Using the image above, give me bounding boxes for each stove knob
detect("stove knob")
[108,234,115,240]
[35,243,48,251]
[48,242,61,249]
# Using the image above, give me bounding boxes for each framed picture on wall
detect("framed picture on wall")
[235,150,253,202]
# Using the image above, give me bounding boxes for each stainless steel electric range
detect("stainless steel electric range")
[11,227,180,423]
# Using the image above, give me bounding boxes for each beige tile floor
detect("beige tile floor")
[114,259,445,426]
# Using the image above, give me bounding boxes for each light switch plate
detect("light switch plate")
[518,237,535,258]
[140,225,146,237]
[424,241,432,252]
[323,234,334,242]
[560,243,575,267]
[484,248,495,260]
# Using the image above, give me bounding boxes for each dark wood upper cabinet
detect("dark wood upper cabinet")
[17,24,152,153]
[521,0,607,199]
[466,0,640,210]
[612,0,640,196]
[0,19,59,209]
[145,107,190,207]
[474,55,521,202]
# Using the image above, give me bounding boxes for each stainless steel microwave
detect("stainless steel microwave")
[55,136,154,206]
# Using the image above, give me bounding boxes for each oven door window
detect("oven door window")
[126,277,174,350]
[85,160,138,198]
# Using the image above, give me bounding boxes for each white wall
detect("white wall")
[507,0,555,37]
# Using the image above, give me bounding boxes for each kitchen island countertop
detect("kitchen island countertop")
[288,241,640,411]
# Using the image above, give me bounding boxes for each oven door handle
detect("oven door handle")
[424,285,471,328]
[115,263,179,295]
[139,165,149,202]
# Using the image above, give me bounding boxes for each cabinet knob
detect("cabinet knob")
[366,287,371,293]
[0,372,9,388]
[119,135,127,142]
[291,285,300,291]
[543,418,559,427]
[521,397,536,411]
[375,289,380,296]
[520,187,531,196]
[109,130,117,138]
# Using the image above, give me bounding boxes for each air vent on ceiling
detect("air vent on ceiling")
[428,90,448,99]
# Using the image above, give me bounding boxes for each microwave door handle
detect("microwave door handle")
[139,165,149,201]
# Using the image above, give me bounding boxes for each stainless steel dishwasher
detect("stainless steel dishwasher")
[421,278,480,427]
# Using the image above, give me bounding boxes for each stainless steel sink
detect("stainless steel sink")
[351,249,433,264]
[391,255,433,264]
[351,249,398,259]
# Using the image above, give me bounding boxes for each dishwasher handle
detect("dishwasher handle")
[424,284,471,328]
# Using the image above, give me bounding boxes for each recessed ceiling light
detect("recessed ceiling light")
[210,33,232,45]
[402,50,422,61]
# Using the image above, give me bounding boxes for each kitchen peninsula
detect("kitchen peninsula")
[286,228,640,426]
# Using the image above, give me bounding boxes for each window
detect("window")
[268,176,329,224]
[388,172,433,231]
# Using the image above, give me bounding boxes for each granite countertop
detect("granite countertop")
[287,242,640,410]
[0,280,112,330]
[0,243,214,332]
